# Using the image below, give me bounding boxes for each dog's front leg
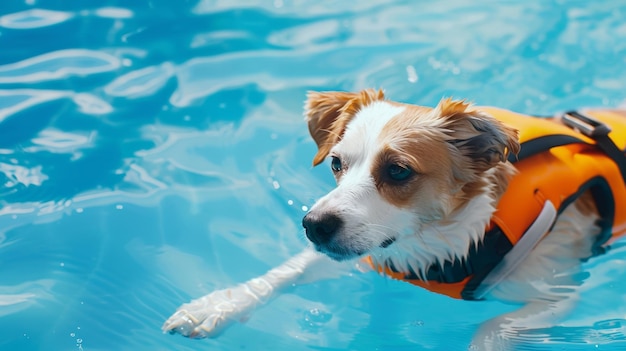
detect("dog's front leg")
[162,247,325,338]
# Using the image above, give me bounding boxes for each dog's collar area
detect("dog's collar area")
[390,224,514,299]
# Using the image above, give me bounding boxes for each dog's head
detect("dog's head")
[302,89,519,262]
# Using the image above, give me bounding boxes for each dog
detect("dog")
[162,89,626,349]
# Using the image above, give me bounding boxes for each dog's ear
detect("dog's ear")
[436,98,520,172]
[305,89,385,166]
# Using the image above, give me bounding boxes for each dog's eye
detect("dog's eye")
[330,156,342,173]
[387,164,413,181]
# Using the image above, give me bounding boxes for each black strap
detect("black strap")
[507,134,585,163]
[562,111,626,183]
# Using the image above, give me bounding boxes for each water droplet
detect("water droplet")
[272,181,280,189]
[299,308,332,330]
[406,65,418,83]
[301,205,308,212]
[287,200,293,205]
[411,320,424,326]
[60,262,65,267]
[70,332,75,337]
[76,208,84,213]
[115,204,123,210]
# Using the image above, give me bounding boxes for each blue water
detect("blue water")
[1,1,626,350]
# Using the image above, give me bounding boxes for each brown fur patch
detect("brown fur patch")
[371,141,453,209]
[372,100,520,216]
[373,107,455,217]
[305,89,385,166]
[437,98,520,172]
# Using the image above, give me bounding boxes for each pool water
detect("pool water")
[1,1,626,350]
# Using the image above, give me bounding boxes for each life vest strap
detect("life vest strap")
[562,111,626,183]
[507,134,585,163]
[469,200,557,300]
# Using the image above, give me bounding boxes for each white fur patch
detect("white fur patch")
[308,101,411,259]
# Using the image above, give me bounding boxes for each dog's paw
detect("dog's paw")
[162,282,269,338]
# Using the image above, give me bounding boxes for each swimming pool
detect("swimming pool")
[1,1,626,350]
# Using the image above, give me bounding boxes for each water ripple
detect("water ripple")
[71,93,113,115]
[0,89,112,123]
[92,7,134,19]
[0,280,55,316]
[0,89,68,123]
[170,45,417,107]
[0,49,121,84]
[192,0,389,16]
[105,62,175,98]
[29,129,95,152]
[0,9,74,29]
[0,163,48,188]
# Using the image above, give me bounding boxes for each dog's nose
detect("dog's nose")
[302,212,342,245]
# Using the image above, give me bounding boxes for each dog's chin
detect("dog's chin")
[313,237,397,261]
[313,244,365,261]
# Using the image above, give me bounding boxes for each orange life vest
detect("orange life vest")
[370,109,626,300]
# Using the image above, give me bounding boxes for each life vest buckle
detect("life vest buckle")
[562,110,611,138]
[562,110,626,183]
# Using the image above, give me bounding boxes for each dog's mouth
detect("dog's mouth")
[314,236,397,261]
[316,244,365,261]
[380,237,396,248]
